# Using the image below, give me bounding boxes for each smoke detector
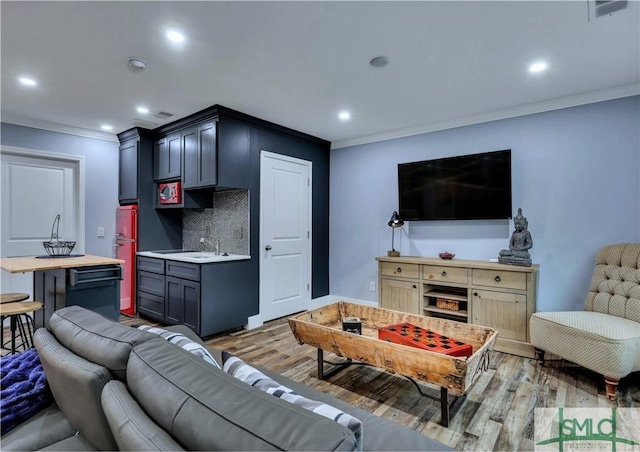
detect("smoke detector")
[127,58,147,70]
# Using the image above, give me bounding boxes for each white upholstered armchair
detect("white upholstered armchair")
[530,243,640,399]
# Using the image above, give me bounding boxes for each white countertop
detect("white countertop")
[137,250,251,264]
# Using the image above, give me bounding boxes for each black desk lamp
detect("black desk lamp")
[387,211,404,257]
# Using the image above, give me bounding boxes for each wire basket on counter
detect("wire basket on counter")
[43,214,76,257]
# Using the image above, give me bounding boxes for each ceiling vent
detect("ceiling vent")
[154,111,175,119]
[591,0,628,18]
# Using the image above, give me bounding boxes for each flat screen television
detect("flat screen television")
[398,149,512,221]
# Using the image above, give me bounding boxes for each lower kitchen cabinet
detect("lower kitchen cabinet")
[166,276,200,332]
[136,256,253,337]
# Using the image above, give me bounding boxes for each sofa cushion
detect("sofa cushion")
[34,328,117,451]
[49,305,156,381]
[530,311,640,378]
[223,351,363,449]
[136,325,219,367]
[256,365,452,451]
[101,380,186,451]
[0,403,76,451]
[127,338,358,451]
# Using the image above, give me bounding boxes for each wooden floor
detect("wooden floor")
[6,315,639,451]
[125,314,639,451]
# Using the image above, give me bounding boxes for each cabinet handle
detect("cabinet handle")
[396,267,402,273]
[474,292,478,297]
[495,275,501,283]
[441,271,447,277]
[412,285,417,289]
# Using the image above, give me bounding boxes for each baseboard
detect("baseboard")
[248,296,377,329]
[246,314,263,330]
[310,295,377,310]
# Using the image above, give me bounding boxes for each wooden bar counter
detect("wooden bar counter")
[1,254,124,328]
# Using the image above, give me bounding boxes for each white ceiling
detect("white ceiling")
[2,1,639,148]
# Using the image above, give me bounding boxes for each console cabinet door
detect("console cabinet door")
[154,133,181,181]
[472,289,527,341]
[380,278,420,314]
[119,138,138,203]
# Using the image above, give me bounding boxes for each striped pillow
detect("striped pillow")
[136,325,220,368]
[222,352,363,450]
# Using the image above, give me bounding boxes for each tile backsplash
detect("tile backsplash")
[183,190,249,255]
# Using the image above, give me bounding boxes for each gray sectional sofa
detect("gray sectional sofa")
[1,306,450,451]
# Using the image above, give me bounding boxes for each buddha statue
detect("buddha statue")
[498,208,533,266]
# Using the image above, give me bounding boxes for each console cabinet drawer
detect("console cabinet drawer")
[137,256,164,274]
[138,271,165,297]
[423,265,467,284]
[472,269,526,291]
[380,262,420,279]
[166,261,200,281]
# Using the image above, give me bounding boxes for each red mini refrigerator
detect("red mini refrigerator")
[116,205,138,316]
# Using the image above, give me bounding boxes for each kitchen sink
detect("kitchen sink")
[137,250,250,264]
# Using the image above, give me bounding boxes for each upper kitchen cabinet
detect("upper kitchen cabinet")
[182,120,218,189]
[154,132,181,181]
[118,137,138,204]
[118,127,154,204]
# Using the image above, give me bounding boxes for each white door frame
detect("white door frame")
[1,145,86,254]
[258,150,312,326]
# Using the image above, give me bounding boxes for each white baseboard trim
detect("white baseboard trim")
[247,295,377,329]
[310,295,378,310]
[246,314,263,330]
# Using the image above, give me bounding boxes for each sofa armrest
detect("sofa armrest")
[102,381,185,451]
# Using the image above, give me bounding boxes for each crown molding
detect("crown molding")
[0,115,119,143]
[330,83,640,150]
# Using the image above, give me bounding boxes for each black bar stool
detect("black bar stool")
[0,301,43,354]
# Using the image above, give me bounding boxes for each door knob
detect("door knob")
[265,245,272,251]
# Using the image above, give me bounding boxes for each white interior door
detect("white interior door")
[1,147,84,296]
[260,151,311,322]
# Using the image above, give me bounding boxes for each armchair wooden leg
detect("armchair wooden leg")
[534,348,545,364]
[604,376,619,400]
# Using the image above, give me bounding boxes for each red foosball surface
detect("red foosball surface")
[378,322,473,358]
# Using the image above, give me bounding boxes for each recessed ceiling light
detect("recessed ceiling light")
[529,62,548,73]
[18,77,37,86]
[101,125,113,131]
[166,30,185,43]
[338,111,351,121]
[137,107,149,114]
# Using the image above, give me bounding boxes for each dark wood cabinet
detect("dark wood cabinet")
[137,257,166,322]
[166,276,201,333]
[182,121,218,189]
[154,133,181,181]
[118,138,139,203]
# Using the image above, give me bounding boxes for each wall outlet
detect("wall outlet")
[97,226,105,237]
[369,281,376,292]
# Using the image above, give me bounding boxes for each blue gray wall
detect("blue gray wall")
[1,123,119,258]
[330,96,640,312]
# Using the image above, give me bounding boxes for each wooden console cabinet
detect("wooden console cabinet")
[377,256,538,358]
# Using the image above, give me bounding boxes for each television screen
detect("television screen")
[398,150,512,221]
